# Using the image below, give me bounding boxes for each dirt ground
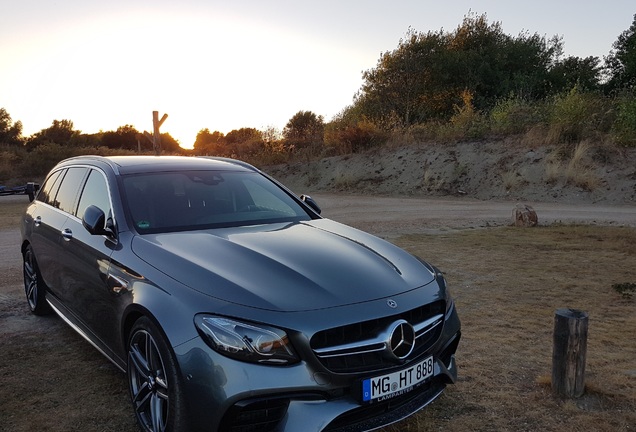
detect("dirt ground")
[1,191,635,431]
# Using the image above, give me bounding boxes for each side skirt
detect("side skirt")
[46,298,126,373]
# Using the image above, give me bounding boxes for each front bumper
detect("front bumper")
[175,306,460,432]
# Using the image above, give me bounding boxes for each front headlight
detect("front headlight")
[194,315,299,365]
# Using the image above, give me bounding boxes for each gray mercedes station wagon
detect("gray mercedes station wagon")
[20,155,461,432]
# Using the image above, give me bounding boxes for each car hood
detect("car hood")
[131,219,436,312]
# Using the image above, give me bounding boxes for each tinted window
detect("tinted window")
[122,170,311,233]
[37,169,64,206]
[55,167,89,215]
[77,169,112,221]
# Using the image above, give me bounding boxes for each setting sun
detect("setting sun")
[2,0,634,148]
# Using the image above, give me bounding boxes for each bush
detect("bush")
[325,119,388,154]
[545,86,611,144]
[437,90,488,141]
[489,97,543,135]
[611,92,636,147]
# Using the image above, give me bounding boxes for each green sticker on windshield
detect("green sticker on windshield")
[137,221,150,229]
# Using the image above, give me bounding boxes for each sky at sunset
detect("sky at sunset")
[1,0,634,148]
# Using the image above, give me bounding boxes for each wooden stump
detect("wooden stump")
[552,308,589,398]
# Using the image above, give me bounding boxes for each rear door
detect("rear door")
[27,168,81,296]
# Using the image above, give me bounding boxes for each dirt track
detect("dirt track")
[313,193,636,238]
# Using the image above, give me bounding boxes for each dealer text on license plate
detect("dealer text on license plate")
[362,356,434,402]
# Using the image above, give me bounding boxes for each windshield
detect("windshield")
[122,170,312,233]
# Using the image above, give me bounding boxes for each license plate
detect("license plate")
[362,356,434,402]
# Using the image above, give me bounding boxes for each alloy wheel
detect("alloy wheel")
[128,329,170,432]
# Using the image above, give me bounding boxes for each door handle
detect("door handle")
[61,228,73,241]
[34,216,41,227]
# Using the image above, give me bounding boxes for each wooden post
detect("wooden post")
[143,111,168,155]
[152,111,161,155]
[552,308,588,398]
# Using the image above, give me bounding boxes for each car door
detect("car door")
[27,168,80,298]
[57,168,122,356]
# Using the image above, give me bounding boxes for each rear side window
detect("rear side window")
[77,169,112,221]
[37,169,64,206]
[55,167,89,215]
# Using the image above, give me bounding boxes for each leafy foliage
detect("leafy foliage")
[101,125,144,151]
[611,91,636,146]
[355,13,563,128]
[605,13,636,92]
[283,111,324,149]
[0,108,23,146]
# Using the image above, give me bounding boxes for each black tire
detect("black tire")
[23,244,50,315]
[127,317,189,432]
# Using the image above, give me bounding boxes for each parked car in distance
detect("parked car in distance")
[21,155,461,432]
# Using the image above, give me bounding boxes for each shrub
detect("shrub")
[489,97,543,135]
[611,92,636,147]
[545,86,611,144]
[324,119,387,154]
[438,90,488,141]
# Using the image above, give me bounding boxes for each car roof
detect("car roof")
[55,155,258,175]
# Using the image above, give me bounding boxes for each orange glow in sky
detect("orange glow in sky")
[1,1,635,148]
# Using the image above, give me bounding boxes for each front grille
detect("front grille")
[219,398,290,432]
[310,301,445,373]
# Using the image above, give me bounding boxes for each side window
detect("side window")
[55,167,89,215]
[37,169,64,206]
[77,170,112,221]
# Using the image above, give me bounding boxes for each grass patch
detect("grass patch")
[1,198,634,431]
[0,198,29,229]
[612,282,636,299]
[383,225,636,431]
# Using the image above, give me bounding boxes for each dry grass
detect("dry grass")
[564,141,601,191]
[381,225,636,431]
[501,170,524,191]
[544,141,601,191]
[0,197,28,229]
[1,198,634,431]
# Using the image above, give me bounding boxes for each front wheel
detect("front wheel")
[23,244,50,315]
[127,317,189,432]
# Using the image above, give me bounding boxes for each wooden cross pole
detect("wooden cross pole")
[143,111,168,155]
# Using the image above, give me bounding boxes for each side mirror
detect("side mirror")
[82,205,108,236]
[300,194,321,215]
[26,182,40,202]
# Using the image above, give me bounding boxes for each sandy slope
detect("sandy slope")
[267,141,636,206]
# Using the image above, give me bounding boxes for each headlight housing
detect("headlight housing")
[194,315,299,365]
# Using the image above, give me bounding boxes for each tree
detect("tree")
[605,13,636,91]
[159,133,183,153]
[354,13,563,128]
[225,128,262,145]
[283,111,324,149]
[27,119,79,148]
[549,56,602,92]
[193,128,226,155]
[101,125,142,150]
[0,108,23,146]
